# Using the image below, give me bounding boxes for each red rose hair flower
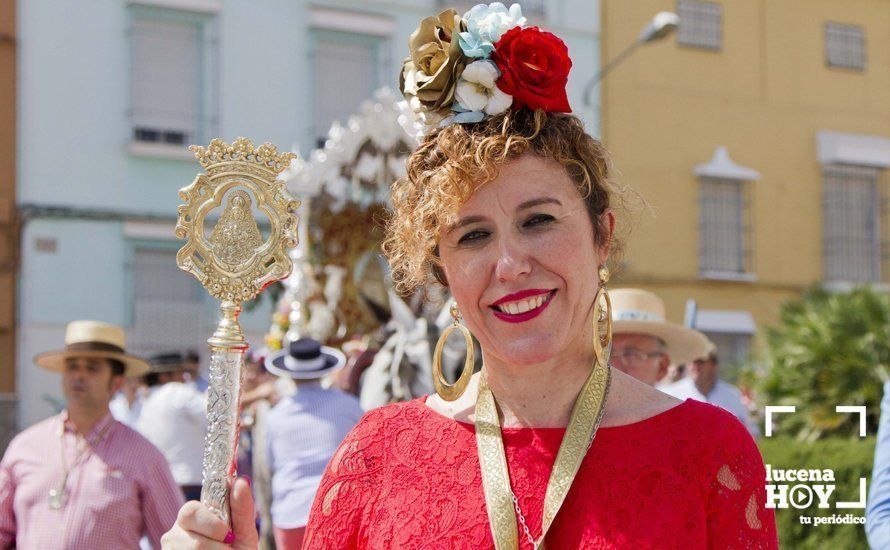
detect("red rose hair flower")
[492,26,572,113]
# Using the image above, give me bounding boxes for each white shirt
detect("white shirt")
[136,382,207,485]
[109,392,142,428]
[265,381,364,528]
[661,377,760,438]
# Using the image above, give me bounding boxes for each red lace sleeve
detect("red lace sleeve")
[705,409,778,549]
[302,408,387,549]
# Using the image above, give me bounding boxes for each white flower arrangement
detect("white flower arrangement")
[454,60,513,122]
[458,3,526,59]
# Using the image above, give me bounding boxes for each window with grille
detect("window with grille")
[699,177,752,276]
[313,31,387,148]
[823,165,888,282]
[129,8,217,146]
[128,247,208,357]
[825,22,866,71]
[677,0,722,51]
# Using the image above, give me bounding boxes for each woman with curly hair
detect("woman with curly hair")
[163,4,778,549]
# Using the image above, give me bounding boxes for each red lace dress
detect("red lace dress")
[302,397,778,549]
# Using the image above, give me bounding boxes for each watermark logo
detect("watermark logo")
[763,405,868,527]
[764,405,867,438]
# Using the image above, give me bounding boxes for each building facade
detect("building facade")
[14,0,602,431]
[601,0,890,370]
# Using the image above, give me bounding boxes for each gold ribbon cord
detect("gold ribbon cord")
[475,362,611,549]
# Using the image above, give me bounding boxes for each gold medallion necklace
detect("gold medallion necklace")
[49,418,113,510]
[474,362,611,549]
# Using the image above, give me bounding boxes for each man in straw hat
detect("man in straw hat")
[264,338,364,550]
[0,320,183,548]
[137,351,207,502]
[609,289,711,386]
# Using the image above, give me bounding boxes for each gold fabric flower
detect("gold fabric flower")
[399,9,467,126]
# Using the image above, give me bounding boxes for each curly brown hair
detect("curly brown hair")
[383,109,625,295]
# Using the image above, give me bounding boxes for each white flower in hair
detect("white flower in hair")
[454,59,513,119]
[459,2,526,59]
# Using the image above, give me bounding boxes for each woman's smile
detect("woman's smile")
[490,289,557,323]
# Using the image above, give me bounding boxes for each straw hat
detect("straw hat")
[610,289,711,364]
[34,320,150,377]
[265,338,346,380]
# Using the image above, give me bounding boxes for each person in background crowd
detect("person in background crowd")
[263,338,364,550]
[109,372,147,428]
[609,288,711,386]
[657,362,686,387]
[0,321,183,549]
[242,349,280,410]
[332,335,377,397]
[866,377,890,548]
[238,348,279,550]
[108,376,148,429]
[183,350,209,392]
[662,347,760,437]
[137,352,207,502]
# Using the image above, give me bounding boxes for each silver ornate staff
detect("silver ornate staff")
[175,137,300,524]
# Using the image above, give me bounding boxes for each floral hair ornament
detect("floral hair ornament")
[400,2,573,132]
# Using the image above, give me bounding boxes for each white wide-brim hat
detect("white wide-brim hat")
[34,320,151,377]
[610,289,711,364]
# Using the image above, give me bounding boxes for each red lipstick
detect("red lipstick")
[490,290,556,324]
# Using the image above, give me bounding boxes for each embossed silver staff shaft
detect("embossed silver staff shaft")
[200,300,247,526]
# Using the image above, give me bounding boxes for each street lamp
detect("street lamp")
[582,11,679,107]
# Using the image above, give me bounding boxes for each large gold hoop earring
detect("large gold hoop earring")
[592,265,612,368]
[433,303,476,401]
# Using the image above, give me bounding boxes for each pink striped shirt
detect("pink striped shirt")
[0,411,185,549]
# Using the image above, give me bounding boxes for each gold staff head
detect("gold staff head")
[175,137,300,303]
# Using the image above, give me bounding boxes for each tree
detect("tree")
[760,286,890,440]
